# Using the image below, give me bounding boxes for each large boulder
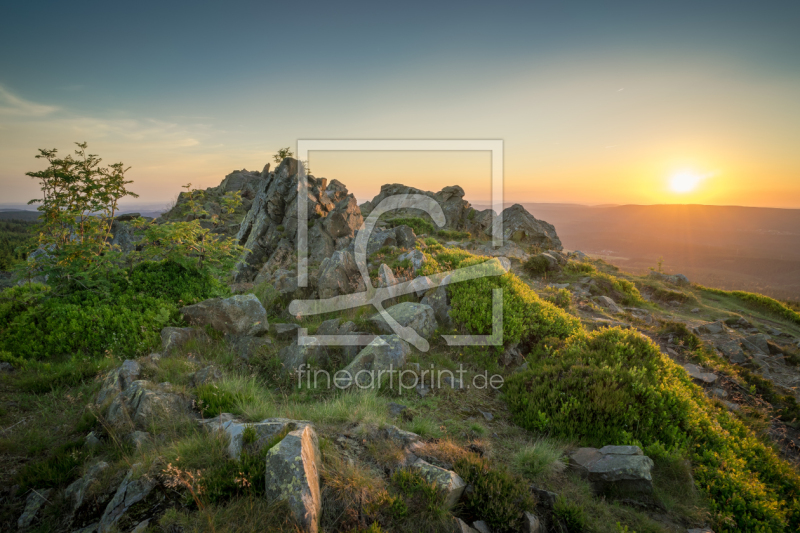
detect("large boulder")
[370,302,438,339]
[569,445,654,496]
[323,194,363,239]
[493,204,562,250]
[278,339,327,373]
[17,489,51,530]
[264,425,322,533]
[317,250,366,299]
[340,335,412,388]
[180,294,268,337]
[106,381,188,429]
[64,461,111,521]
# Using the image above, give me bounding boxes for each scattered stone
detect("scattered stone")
[387,403,408,418]
[96,360,141,405]
[271,323,300,340]
[696,321,725,335]
[85,431,102,449]
[378,263,398,290]
[569,445,654,496]
[522,511,542,533]
[394,225,417,249]
[472,520,491,533]
[381,425,421,448]
[409,458,466,509]
[160,327,209,354]
[229,335,273,361]
[647,271,689,285]
[416,384,431,398]
[711,388,728,399]
[532,486,558,508]
[17,489,51,530]
[743,334,770,355]
[398,249,427,272]
[442,375,464,389]
[190,365,223,387]
[125,431,150,450]
[97,465,158,533]
[477,409,494,422]
[370,302,437,339]
[278,339,327,374]
[499,344,525,367]
[682,364,718,384]
[0,361,14,373]
[64,461,110,515]
[454,517,479,533]
[597,295,622,314]
[264,425,322,533]
[180,294,268,337]
[716,340,746,364]
[691,308,700,313]
[722,401,741,412]
[315,318,342,336]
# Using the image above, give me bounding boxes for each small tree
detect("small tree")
[24,142,137,280]
[273,147,294,164]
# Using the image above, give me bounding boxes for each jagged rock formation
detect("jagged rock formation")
[233,158,363,282]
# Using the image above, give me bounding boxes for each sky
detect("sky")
[1,1,799,208]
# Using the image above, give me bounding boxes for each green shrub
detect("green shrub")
[523,255,551,276]
[437,229,470,240]
[420,251,580,347]
[698,286,800,325]
[454,455,534,532]
[564,261,595,274]
[545,288,572,309]
[652,287,694,304]
[423,237,438,246]
[553,496,586,533]
[659,321,701,350]
[504,327,800,532]
[0,260,226,360]
[388,217,435,236]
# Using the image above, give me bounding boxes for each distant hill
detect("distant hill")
[0,209,39,221]
[475,203,800,301]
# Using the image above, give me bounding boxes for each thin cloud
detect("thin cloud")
[0,85,58,116]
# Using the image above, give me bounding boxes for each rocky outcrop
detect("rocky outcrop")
[279,339,327,373]
[317,250,365,299]
[569,445,654,497]
[648,271,690,285]
[421,279,453,328]
[361,184,471,230]
[408,458,466,509]
[233,158,362,282]
[264,425,322,533]
[370,302,438,339]
[180,294,268,337]
[97,360,141,405]
[17,489,51,530]
[491,204,562,250]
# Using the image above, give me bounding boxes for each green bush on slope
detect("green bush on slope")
[697,285,800,325]
[419,248,580,346]
[504,327,800,532]
[0,260,227,361]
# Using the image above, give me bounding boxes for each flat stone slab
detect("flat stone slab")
[409,458,466,509]
[683,364,718,384]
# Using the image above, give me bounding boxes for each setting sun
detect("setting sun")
[669,171,702,193]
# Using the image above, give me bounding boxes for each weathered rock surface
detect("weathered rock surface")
[160,327,209,354]
[190,365,223,387]
[180,294,268,337]
[97,360,141,405]
[409,458,466,509]
[202,414,310,460]
[279,339,327,373]
[597,295,622,314]
[647,271,690,285]
[65,462,111,517]
[97,465,159,533]
[716,339,746,364]
[106,380,188,429]
[229,335,272,361]
[317,250,366,299]
[340,335,412,387]
[397,249,427,272]
[264,425,322,533]
[683,364,718,384]
[271,323,300,340]
[17,488,51,530]
[493,204,562,250]
[569,445,654,496]
[370,302,437,339]
[421,279,453,328]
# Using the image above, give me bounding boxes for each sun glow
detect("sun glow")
[669,171,703,193]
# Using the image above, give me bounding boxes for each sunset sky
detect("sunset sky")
[1,1,799,208]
